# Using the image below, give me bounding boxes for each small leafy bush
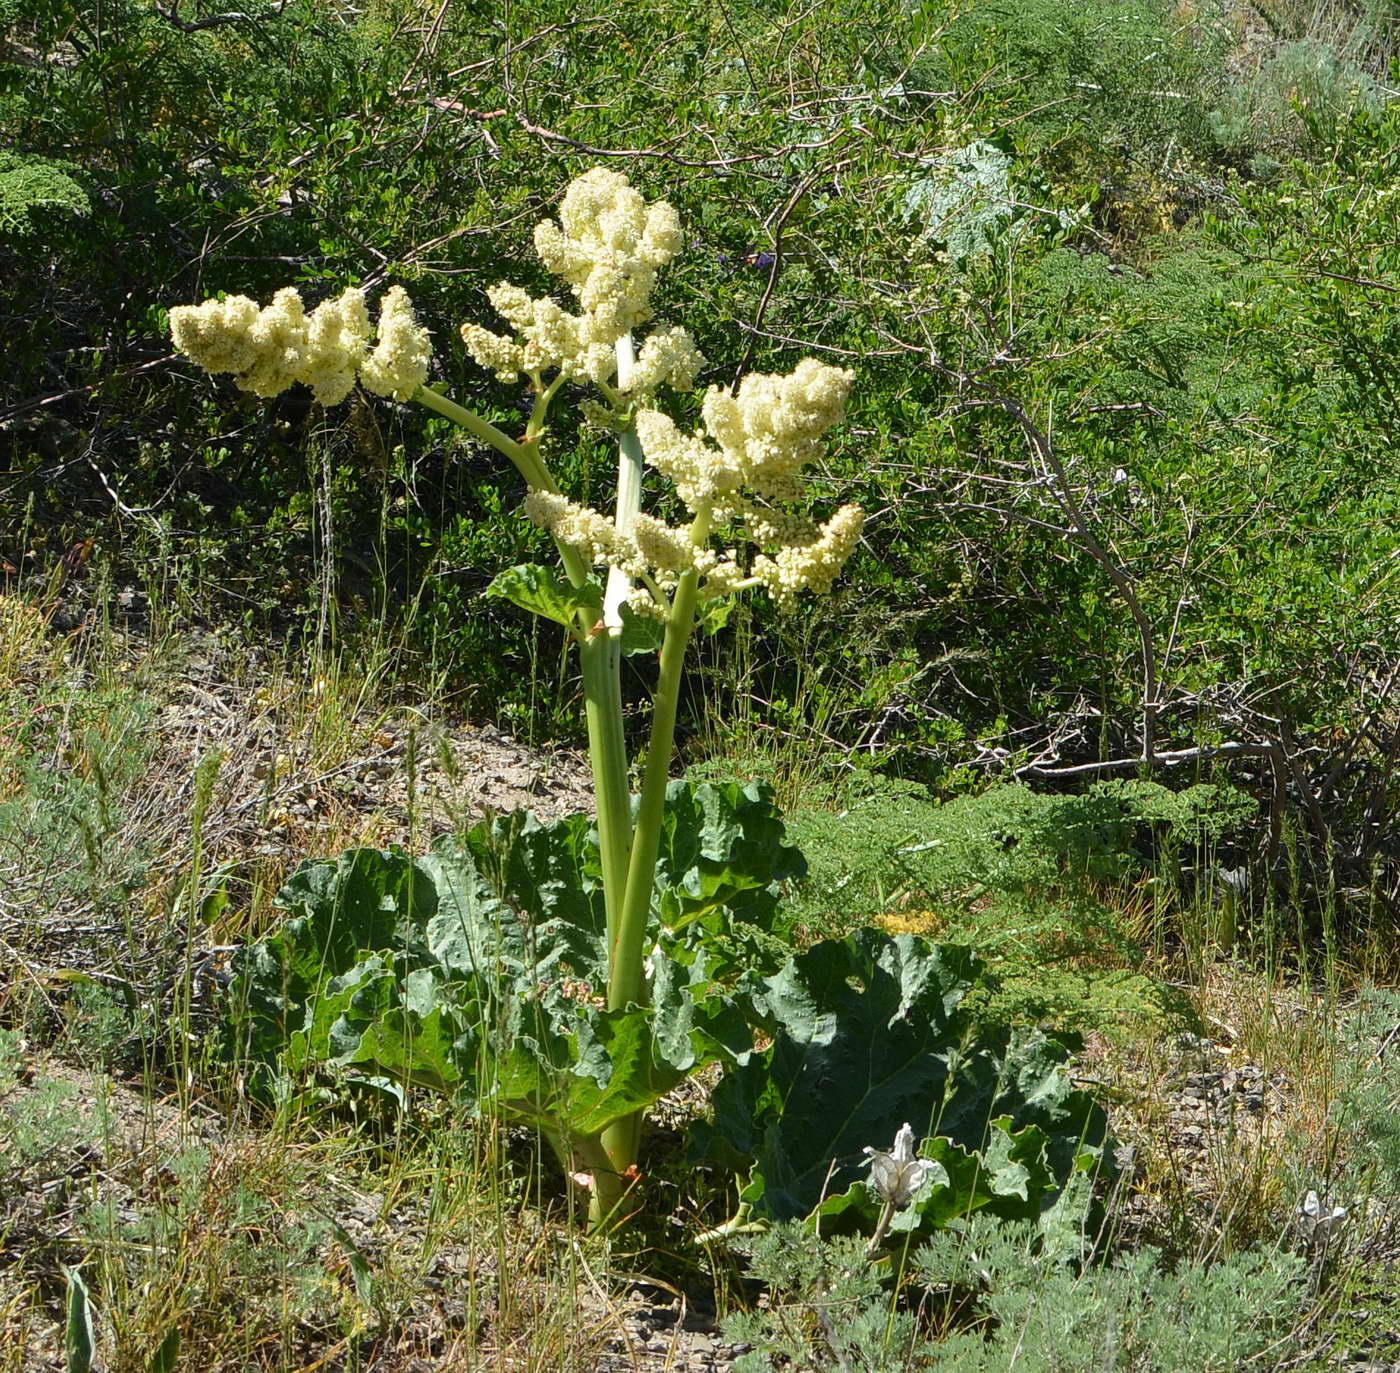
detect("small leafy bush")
[0,150,88,236]
[1332,984,1400,1200]
[726,1208,1307,1371]
[0,1031,95,1193]
[0,686,157,928]
[1210,39,1383,161]
[786,777,1249,1030]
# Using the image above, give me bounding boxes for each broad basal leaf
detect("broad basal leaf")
[226,848,438,1072]
[450,809,605,968]
[490,944,753,1138]
[654,779,806,935]
[690,929,1106,1224]
[222,814,760,1140]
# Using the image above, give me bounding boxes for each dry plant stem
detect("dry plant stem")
[865,1197,896,1256]
[983,395,1162,763]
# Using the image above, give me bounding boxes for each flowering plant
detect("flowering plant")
[172,168,863,1227]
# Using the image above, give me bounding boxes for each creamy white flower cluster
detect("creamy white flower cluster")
[524,356,864,613]
[636,358,855,506]
[169,285,431,404]
[748,503,865,608]
[459,167,703,394]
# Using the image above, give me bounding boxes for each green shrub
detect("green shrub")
[783,778,1246,1031]
[725,1208,1308,1371]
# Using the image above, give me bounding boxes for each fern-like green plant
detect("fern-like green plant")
[0,151,88,236]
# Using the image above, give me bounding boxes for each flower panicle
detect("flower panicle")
[169,284,430,405]
[458,166,703,400]
[521,352,863,616]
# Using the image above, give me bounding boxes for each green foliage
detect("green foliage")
[0,1031,96,1191]
[925,0,1230,166]
[1210,39,1383,161]
[0,150,88,235]
[223,782,795,1133]
[6,0,1398,940]
[901,138,1083,261]
[1332,984,1400,1198]
[485,564,602,636]
[725,1207,1307,1371]
[80,1139,338,1340]
[0,685,157,923]
[913,1219,1307,1370]
[221,788,1105,1239]
[690,930,1107,1226]
[784,778,1247,1031]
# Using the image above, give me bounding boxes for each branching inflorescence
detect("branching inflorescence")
[170,167,864,1229]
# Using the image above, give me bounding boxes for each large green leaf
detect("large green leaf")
[485,564,603,631]
[221,786,782,1137]
[653,779,806,935]
[690,929,1107,1223]
[449,809,606,970]
[316,957,465,1095]
[491,949,751,1137]
[224,848,439,1075]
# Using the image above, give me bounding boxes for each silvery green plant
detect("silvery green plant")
[170,168,863,1226]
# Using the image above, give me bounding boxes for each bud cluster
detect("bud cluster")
[459,167,703,395]
[524,352,864,612]
[169,285,431,404]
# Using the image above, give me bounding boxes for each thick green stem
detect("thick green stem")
[413,385,555,492]
[580,632,633,951]
[586,1142,634,1231]
[598,561,702,1179]
[612,566,701,1006]
[539,1123,632,1230]
[410,384,596,593]
[583,340,643,955]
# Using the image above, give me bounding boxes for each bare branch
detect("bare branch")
[150,1,283,34]
[513,117,845,168]
[1012,741,1273,779]
[961,393,1163,763]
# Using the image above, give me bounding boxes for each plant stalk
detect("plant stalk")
[611,564,701,1006]
[588,334,645,949]
[580,631,633,949]
[598,551,704,1180]
[603,335,644,631]
[412,385,554,492]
